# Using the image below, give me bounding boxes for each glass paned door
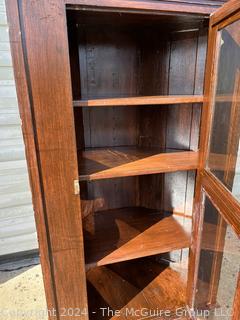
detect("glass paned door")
[194,193,239,319]
[189,2,240,319]
[207,20,240,201]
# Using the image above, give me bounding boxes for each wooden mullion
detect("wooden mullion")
[199,27,221,169]
[201,170,240,237]
[206,215,226,306]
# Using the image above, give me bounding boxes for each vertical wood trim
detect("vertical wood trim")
[186,173,205,308]
[5,0,57,317]
[186,24,220,308]
[199,27,221,169]
[9,0,89,318]
[232,273,240,320]
[207,215,226,306]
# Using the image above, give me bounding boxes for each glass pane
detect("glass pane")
[194,194,240,319]
[207,20,240,201]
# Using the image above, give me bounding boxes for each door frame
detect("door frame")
[187,1,240,317]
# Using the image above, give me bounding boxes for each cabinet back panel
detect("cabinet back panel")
[70,28,207,152]
[82,107,139,148]
[77,24,140,148]
[79,26,139,99]
[80,171,195,215]
[67,11,207,216]
[80,177,139,216]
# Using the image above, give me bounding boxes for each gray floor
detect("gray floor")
[0,257,47,320]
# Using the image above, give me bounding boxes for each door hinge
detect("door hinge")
[74,179,80,195]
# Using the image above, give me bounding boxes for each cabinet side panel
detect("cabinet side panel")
[5,0,57,316]
[19,0,88,317]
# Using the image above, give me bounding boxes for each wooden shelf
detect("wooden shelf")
[87,257,187,320]
[84,207,191,268]
[73,95,203,107]
[78,147,199,181]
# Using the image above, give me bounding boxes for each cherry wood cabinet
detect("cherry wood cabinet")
[6,0,240,319]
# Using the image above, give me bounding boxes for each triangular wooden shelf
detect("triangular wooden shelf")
[74,95,203,107]
[79,147,199,181]
[84,207,191,268]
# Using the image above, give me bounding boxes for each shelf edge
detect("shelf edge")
[73,95,204,107]
[79,151,199,181]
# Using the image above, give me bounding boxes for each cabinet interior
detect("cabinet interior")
[66,8,208,317]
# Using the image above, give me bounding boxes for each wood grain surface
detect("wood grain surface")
[74,95,203,107]
[84,207,191,267]
[79,148,199,181]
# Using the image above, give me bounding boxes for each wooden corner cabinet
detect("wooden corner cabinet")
[6,0,240,319]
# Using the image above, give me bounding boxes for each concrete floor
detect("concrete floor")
[0,257,47,320]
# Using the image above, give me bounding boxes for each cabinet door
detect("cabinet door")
[188,1,240,318]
